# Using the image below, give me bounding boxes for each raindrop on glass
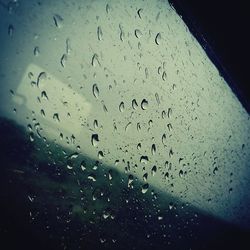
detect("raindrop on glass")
[91,134,99,147]
[141,99,148,110]
[155,32,161,45]
[142,183,149,194]
[92,84,99,98]
[119,102,125,112]
[53,14,63,28]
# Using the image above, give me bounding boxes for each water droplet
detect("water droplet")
[143,173,148,182]
[92,84,99,98]
[91,134,99,147]
[108,170,112,180]
[53,113,60,122]
[37,72,47,88]
[151,144,156,155]
[162,110,166,119]
[91,53,101,67]
[213,167,218,174]
[137,123,141,131]
[155,92,160,105]
[167,108,172,118]
[128,174,133,187]
[102,101,108,113]
[68,152,79,159]
[97,26,103,41]
[66,38,71,55]
[106,3,111,14]
[33,46,40,56]
[137,8,143,19]
[93,119,98,129]
[164,172,169,180]
[125,122,131,131]
[169,148,174,157]
[142,183,149,194]
[167,123,173,131]
[135,29,142,38]
[40,109,45,117]
[119,24,124,42]
[98,151,104,159]
[132,99,138,109]
[137,143,141,150]
[140,156,149,164]
[60,54,67,68]
[141,99,148,110]
[53,14,63,28]
[29,132,34,142]
[66,160,73,169]
[8,24,14,37]
[80,160,86,171]
[169,202,174,210]
[41,90,49,100]
[162,71,167,81]
[162,134,167,145]
[119,102,125,112]
[155,32,161,45]
[179,170,184,178]
[88,173,96,182]
[151,165,157,176]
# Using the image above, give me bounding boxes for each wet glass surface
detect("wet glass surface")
[0,0,250,249]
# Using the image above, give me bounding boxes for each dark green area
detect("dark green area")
[0,117,249,250]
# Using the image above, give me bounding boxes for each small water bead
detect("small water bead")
[33,46,40,56]
[98,151,104,159]
[93,119,98,129]
[60,54,67,68]
[128,174,134,187]
[92,84,99,98]
[151,165,157,176]
[179,170,184,178]
[53,14,63,28]
[162,134,167,145]
[97,26,103,41]
[53,113,60,122]
[155,32,161,45]
[151,144,156,155]
[91,134,99,147]
[167,108,172,118]
[141,99,148,110]
[66,38,71,55]
[135,29,142,39]
[88,173,96,182]
[29,132,34,142]
[132,99,138,109]
[137,123,141,131]
[40,109,45,117]
[142,183,149,194]
[91,53,100,67]
[119,102,125,112]
[140,155,149,164]
[143,173,148,182]
[108,170,113,180]
[137,8,143,19]
[41,90,49,100]
[68,152,79,159]
[167,123,173,131]
[37,72,47,88]
[80,160,86,171]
